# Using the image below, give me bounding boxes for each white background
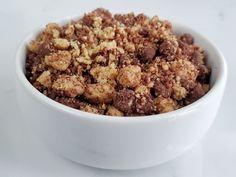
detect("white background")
[0,0,236,176]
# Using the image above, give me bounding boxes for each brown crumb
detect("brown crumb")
[113,89,135,113]
[135,93,155,114]
[138,46,156,63]
[159,39,178,56]
[185,83,209,105]
[152,80,172,98]
[180,33,194,45]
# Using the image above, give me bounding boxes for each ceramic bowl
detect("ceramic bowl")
[15,18,227,170]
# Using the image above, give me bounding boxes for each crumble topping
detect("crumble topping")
[26,8,211,117]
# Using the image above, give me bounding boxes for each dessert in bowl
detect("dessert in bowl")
[15,9,227,169]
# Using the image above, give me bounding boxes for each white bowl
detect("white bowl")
[15,18,227,170]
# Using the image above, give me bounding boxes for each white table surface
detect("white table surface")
[0,0,236,176]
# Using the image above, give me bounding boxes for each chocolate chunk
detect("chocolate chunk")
[56,97,81,109]
[197,65,211,83]
[139,27,149,37]
[135,94,155,114]
[180,79,197,90]
[82,15,94,27]
[114,13,135,26]
[180,33,194,45]
[191,50,204,66]
[152,80,172,98]
[159,40,178,56]
[37,42,55,57]
[113,89,135,113]
[75,28,90,42]
[138,46,156,63]
[185,83,206,104]
[135,14,148,24]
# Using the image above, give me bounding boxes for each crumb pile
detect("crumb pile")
[26,8,210,116]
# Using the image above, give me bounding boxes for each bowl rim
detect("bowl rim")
[15,16,227,122]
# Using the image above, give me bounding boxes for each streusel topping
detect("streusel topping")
[26,8,210,117]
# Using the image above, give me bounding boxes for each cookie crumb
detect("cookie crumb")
[117,65,141,88]
[52,75,84,97]
[106,106,124,116]
[45,51,72,71]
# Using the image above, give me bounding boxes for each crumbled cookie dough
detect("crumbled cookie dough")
[155,97,178,113]
[117,65,141,88]
[26,8,211,116]
[52,75,84,97]
[84,83,114,104]
[90,63,118,85]
[36,71,52,87]
[113,89,136,113]
[53,38,70,50]
[106,106,124,116]
[45,51,72,71]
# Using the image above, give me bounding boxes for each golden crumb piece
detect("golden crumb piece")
[84,83,115,104]
[70,41,80,49]
[171,59,198,81]
[76,44,91,65]
[93,40,117,54]
[45,51,72,71]
[76,56,92,65]
[117,65,141,88]
[41,23,60,40]
[52,75,85,97]
[95,55,107,63]
[162,64,169,71]
[125,42,135,52]
[53,38,70,50]
[65,24,75,37]
[93,16,103,28]
[155,97,177,113]
[36,71,51,87]
[106,106,124,116]
[172,83,187,100]
[202,84,210,93]
[72,49,81,58]
[28,41,42,53]
[146,63,159,75]
[75,22,83,29]
[90,63,118,85]
[116,25,127,36]
[71,42,81,60]
[80,104,100,114]
[96,26,115,40]
[135,85,149,94]
[103,40,117,50]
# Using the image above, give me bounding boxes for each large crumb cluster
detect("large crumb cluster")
[26,8,211,117]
